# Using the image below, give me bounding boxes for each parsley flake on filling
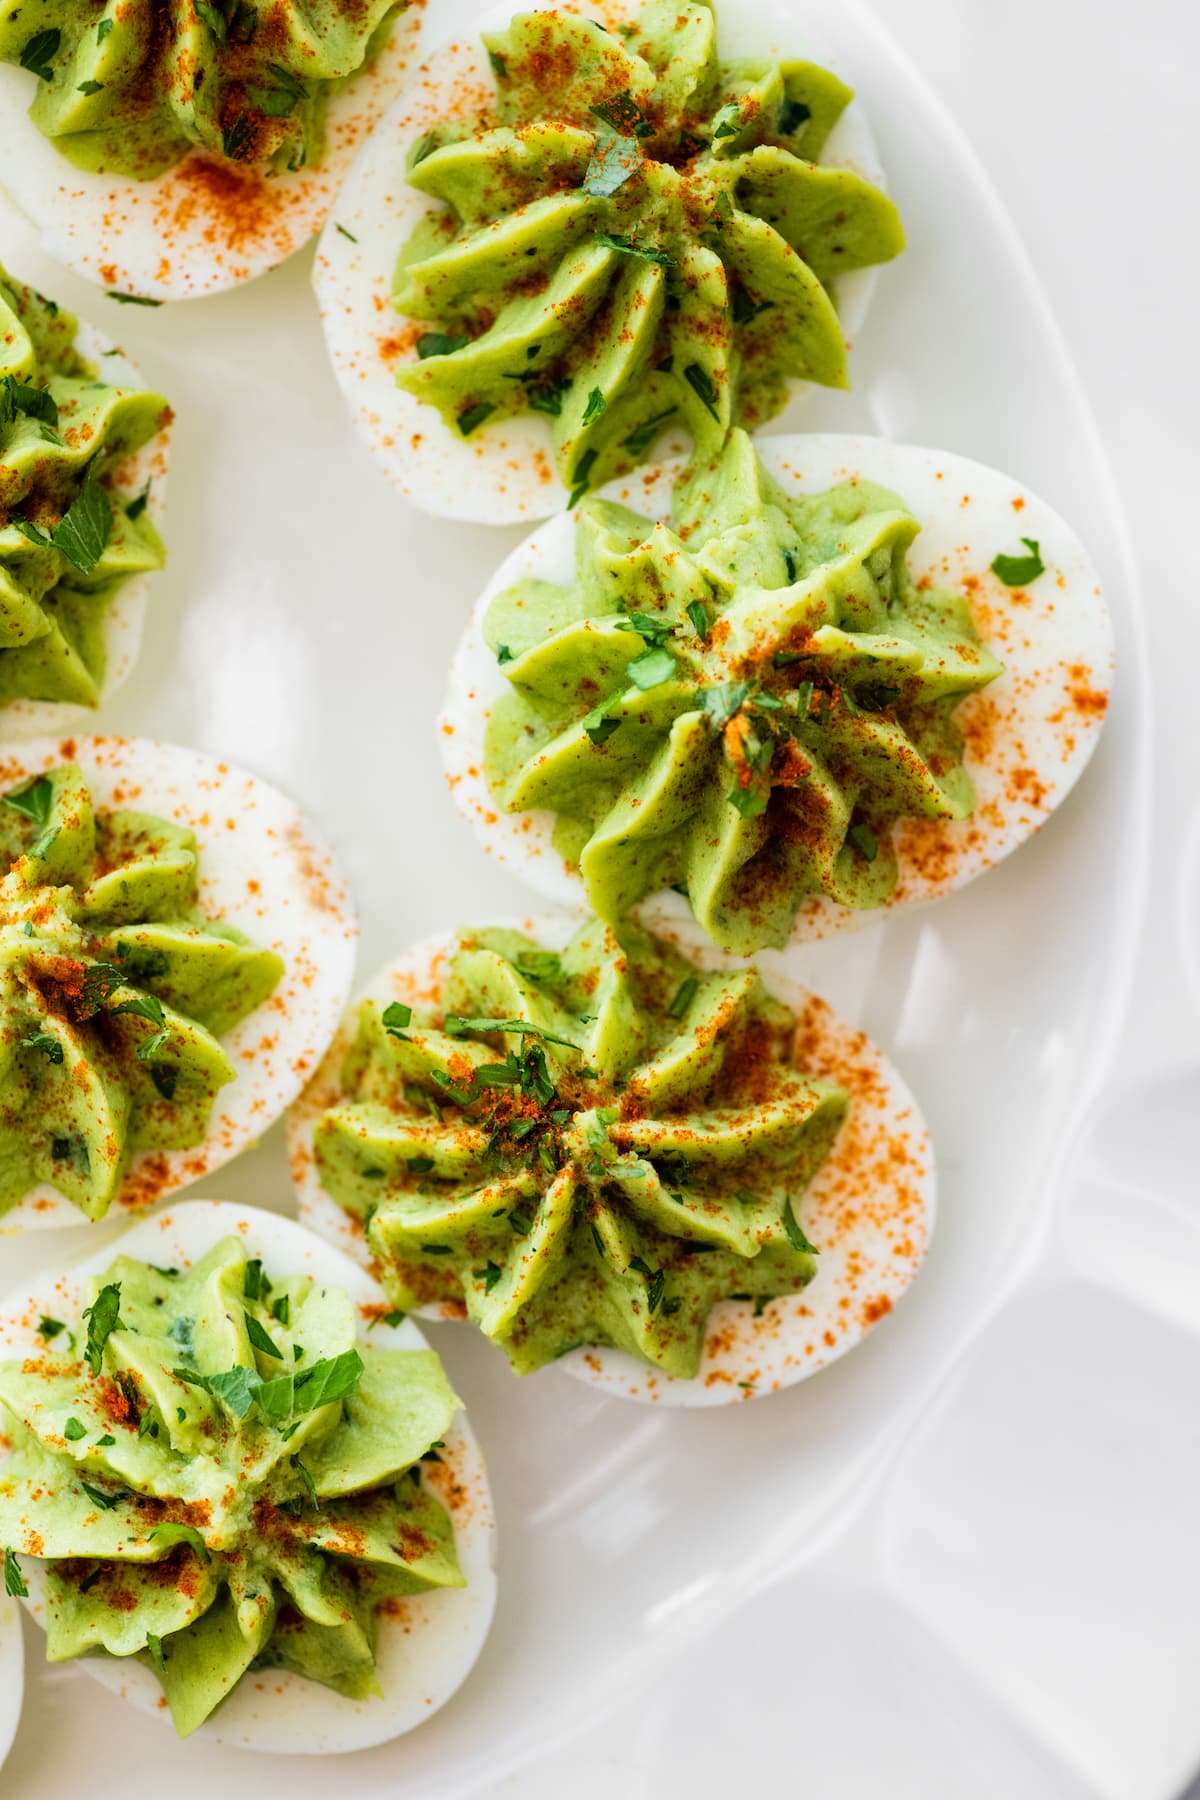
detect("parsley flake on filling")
[481,430,1004,953]
[0,0,408,178]
[0,268,168,708]
[0,762,283,1221]
[0,1240,463,1737]
[314,917,848,1380]
[392,0,904,495]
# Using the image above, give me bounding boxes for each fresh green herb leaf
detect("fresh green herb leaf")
[4,1549,27,1598]
[475,1260,503,1294]
[567,447,598,508]
[382,1001,412,1041]
[223,114,254,159]
[244,1312,284,1360]
[582,701,620,744]
[288,1348,364,1413]
[683,362,721,421]
[582,133,641,198]
[614,610,674,647]
[335,222,358,242]
[846,822,878,862]
[594,230,672,266]
[151,1522,210,1561]
[368,1309,407,1330]
[731,284,771,326]
[591,91,652,137]
[515,950,561,985]
[457,401,495,437]
[251,61,307,117]
[19,27,60,80]
[1,374,59,429]
[21,1029,63,1064]
[206,1366,261,1418]
[51,476,113,574]
[271,1295,290,1327]
[622,408,676,458]
[582,386,606,426]
[104,291,162,306]
[990,536,1045,586]
[151,1064,178,1101]
[686,599,708,638]
[591,1223,605,1256]
[125,480,152,520]
[79,1480,124,1511]
[12,518,51,548]
[487,46,507,78]
[668,977,698,1019]
[508,1208,533,1235]
[77,78,104,94]
[146,1632,166,1674]
[195,0,227,39]
[417,331,468,359]
[4,775,52,827]
[64,1417,86,1441]
[711,101,742,140]
[109,989,165,1029]
[292,1455,320,1510]
[82,1284,123,1376]
[495,643,513,665]
[701,679,753,729]
[527,377,569,417]
[782,1200,818,1255]
[36,1316,66,1342]
[244,1258,266,1301]
[646,1268,665,1313]
[97,16,113,39]
[444,1015,580,1049]
[96,1434,115,1447]
[778,96,813,136]
[627,646,675,690]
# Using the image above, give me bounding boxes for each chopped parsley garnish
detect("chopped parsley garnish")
[582,387,607,426]
[990,537,1045,586]
[79,1480,124,1511]
[417,331,469,360]
[731,284,771,326]
[527,377,570,417]
[126,480,152,520]
[97,16,113,39]
[3,774,52,827]
[19,27,60,79]
[271,1295,291,1327]
[0,374,59,431]
[627,646,675,690]
[475,1261,503,1294]
[668,977,698,1019]
[567,448,598,509]
[77,78,104,94]
[457,401,495,437]
[368,1308,407,1330]
[82,1283,123,1376]
[64,1418,86,1441]
[711,101,742,140]
[104,291,162,307]
[782,1200,818,1255]
[622,409,677,458]
[222,114,254,159]
[382,1001,412,1041]
[36,1316,66,1342]
[581,133,641,198]
[243,1312,284,1360]
[582,701,621,745]
[150,1522,210,1560]
[778,97,813,136]
[3,1548,27,1598]
[846,822,878,863]
[20,1029,63,1064]
[496,643,513,664]
[251,61,307,118]
[614,610,674,647]
[444,1015,580,1050]
[243,1258,267,1301]
[683,362,721,421]
[508,1208,534,1236]
[46,475,113,575]
[686,600,708,638]
[335,222,358,243]
[486,46,508,78]
[701,679,753,730]
[591,91,653,138]
[594,231,673,266]
[292,1456,320,1510]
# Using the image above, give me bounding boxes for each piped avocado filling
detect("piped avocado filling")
[0,0,406,179]
[393,0,903,494]
[0,268,168,708]
[314,917,848,1380]
[0,1238,464,1737]
[0,762,283,1221]
[482,429,1004,954]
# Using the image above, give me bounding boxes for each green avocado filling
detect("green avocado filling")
[482,429,1004,954]
[0,762,284,1222]
[0,267,167,708]
[0,1238,464,1737]
[392,0,903,494]
[0,0,406,178]
[315,916,847,1380]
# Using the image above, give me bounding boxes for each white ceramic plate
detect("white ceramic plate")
[0,0,1166,1790]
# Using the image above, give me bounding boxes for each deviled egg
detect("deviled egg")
[1,264,171,736]
[0,736,356,1232]
[0,1200,496,1749]
[0,1,422,299]
[316,0,902,523]
[288,911,934,1406]
[443,430,1113,951]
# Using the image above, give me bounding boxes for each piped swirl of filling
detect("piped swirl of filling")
[0,268,168,708]
[0,0,405,178]
[0,1238,463,1738]
[0,762,283,1220]
[482,431,1004,953]
[393,1,904,495]
[314,917,848,1380]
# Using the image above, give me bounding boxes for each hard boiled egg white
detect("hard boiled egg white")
[314,0,890,524]
[2,321,171,741]
[0,1595,22,1776]
[288,909,936,1407]
[0,11,421,300]
[1,736,357,1232]
[442,434,1114,941]
[0,1200,497,1752]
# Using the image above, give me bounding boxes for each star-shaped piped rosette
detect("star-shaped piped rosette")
[392,1,903,495]
[481,430,1004,953]
[0,0,406,177]
[0,268,167,709]
[313,916,848,1380]
[0,1238,463,1738]
[0,762,281,1220]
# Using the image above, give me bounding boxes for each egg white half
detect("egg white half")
[314,0,890,524]
[442,434,1114,942]
[0,1595,23,1776]
[0,736,357,1232]
[0,1199,497,1752]
[0,8,422,300]
[287,908,935,1407]
[1,319,172,741]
